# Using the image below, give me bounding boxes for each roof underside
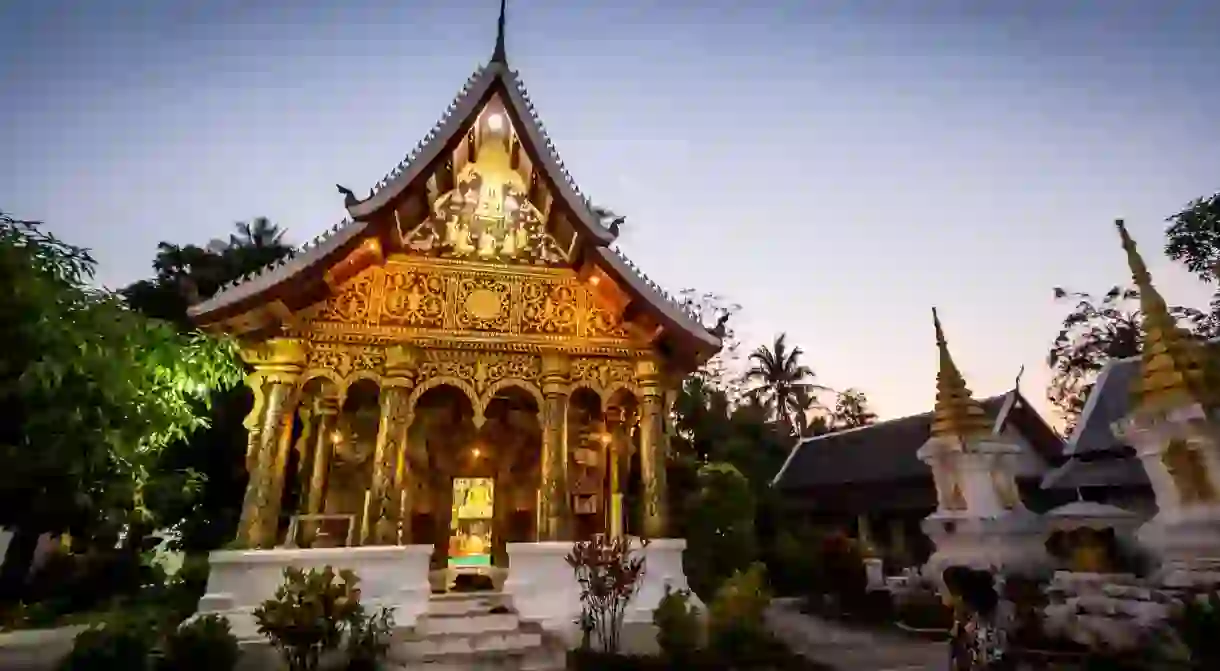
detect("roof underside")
[187,60,719,357]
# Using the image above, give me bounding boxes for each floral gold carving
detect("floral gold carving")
[414,349,540,394]
[321,273,373,323]
[571,357,636,393]
[521,280,578,335]
[302,259,632,347]
[455,277,511,331]
[306,343,385,380]
[381,270,445,328]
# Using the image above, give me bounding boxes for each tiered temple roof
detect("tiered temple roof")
[188,1,720,363]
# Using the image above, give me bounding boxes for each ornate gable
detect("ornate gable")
[188,4,721,366]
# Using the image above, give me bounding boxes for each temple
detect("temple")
[189,1,718,640]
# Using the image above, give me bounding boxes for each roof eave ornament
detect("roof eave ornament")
[491,0,508,65]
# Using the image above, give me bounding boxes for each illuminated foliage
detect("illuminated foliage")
[0,211,242,595]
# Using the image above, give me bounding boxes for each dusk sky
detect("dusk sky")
[3,0,1218,425]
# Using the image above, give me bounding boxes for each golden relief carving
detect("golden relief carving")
[585,301,630,339]
[297,258,635,349]
[400,135,568,266]
[571,357,636,394]
[380,270,445,328]
[305,342,385,380]
[455,276,512,331]
[1163,439,1217,504]
[414,349,541,394]
[322,272,374,323]
[521,280,578,335]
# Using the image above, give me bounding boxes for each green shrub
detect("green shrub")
[58,614,159,671]
[707,563,772,664]
[809,532,868,613]
[157,614,239,671]
[893,589,953,633]
[685,463,757,601]
[1160,590,1220,669]
[253,566,364,671]
[652,585,701,662]
[346,606,395,671]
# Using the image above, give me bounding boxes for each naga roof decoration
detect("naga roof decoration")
[187,3,718,355]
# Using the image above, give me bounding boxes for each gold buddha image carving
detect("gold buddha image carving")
[402,131,568,266]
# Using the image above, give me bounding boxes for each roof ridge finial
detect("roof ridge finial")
[1115,219,1220,412]
[930,307,993,441]
[492,0,508,64]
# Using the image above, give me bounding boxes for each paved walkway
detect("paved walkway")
[765,600,947,671]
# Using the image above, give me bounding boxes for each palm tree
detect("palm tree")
[744,333,827,436]
[230,217,285,249]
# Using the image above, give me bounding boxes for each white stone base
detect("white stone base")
[197,544,433,639]
[1137,508,1220,587]
[503,541,580,638]
[503,538,700,642]
[626,539,702,623]
[921,510,1051,584]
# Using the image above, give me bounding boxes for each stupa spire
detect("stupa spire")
[930,308,993,440]
[492,0,508,64]
[1116,219,1220,412]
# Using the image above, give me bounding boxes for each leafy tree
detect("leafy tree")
[830,388,877,430]
[0,212,242,598]
[1046,286,1207,429]
[744,333,826,436]
[122,219,293,552]
[1165,192,1220,282]
[684,462,756,600]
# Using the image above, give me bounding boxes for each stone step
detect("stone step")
[415,612,522,635]
[394,629,542,659]
[425,592,511,617]
[389,644,564,671]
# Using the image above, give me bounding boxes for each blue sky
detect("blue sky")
[2,0,1218,424]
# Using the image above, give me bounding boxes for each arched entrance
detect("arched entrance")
[408,383,540,588]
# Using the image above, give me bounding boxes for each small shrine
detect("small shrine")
[916,309,1050,581]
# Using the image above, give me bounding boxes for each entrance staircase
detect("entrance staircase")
[388,592,566,671]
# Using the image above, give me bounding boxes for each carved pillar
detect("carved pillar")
[538,353,571,541]
[303,397,338,546]
[366,345,417,545]
[637,359,668,539]
[367,387,410,545]
[236,373,269,548]
[238,338,307,549]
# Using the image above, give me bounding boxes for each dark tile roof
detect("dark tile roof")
[1034,342,1220,491]
[772,394,1012,490]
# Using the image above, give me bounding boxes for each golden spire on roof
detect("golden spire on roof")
[1116,219,1220,412]
[930,308,993,440]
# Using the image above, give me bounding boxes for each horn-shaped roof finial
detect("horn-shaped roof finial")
[492,0,508,64]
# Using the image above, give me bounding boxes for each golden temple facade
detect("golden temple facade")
[188,9,720,571]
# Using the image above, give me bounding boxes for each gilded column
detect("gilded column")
[238,338,307,549]
[366,345,416,545]
[637,359,668,539]
[538,352,571,541]
[303,396,338,546]
[236,373,269,547]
